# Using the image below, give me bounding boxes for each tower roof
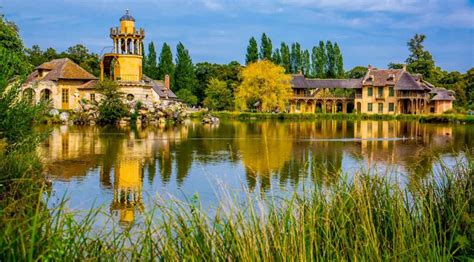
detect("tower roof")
[120,9,135,22]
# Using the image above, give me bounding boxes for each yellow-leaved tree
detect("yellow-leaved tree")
[235,60,292,112]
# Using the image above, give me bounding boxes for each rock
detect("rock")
[49,109,59,116]
[202,113,219,124]
[59,112,69,122]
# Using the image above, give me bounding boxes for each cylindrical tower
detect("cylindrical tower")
[104,10,145,82]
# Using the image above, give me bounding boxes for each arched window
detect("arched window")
[40,89,52,101]
[127,94,135,101]
[23,88,35,104]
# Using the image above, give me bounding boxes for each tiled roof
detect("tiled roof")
[291,74,362,89]
[143,75,177,100]
[362,68,431,91]
[26,58,97,84]
[431,88,456,101]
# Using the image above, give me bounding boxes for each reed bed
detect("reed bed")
[0,159,472,261]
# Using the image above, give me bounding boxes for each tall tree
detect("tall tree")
[245,37,259,65]
[235,60,292,112]
[259,33,272,60]
[290,42,302,74]
[145,41,159,79]
[280,42,291,73]
[314,41,326,78]
[405,34,436,82]
[157,42,174,88]
[272,48,282,65]
[346,66,368,79]
[203,78,234,111]
[174,42,196,93]
[325,41,336,78]
[334,43,344,78]
[301,49,311,76]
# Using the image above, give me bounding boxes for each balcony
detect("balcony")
[355,94,362,99]
[375,94,385,100]
[397,93,427,99]
[116,74,141,82]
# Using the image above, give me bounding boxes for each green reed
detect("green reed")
[0,159,472,260]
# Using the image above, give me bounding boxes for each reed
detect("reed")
[0,158,472,260]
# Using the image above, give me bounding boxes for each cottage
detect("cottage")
[289,65,454,114]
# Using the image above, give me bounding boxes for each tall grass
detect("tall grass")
[0,159,472,260]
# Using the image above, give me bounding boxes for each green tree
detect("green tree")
[203,78,234,111]
[144,41,159,79]
[260,33,272,60]
[25,45,45,66]
[326,41,336,78]
[290,42,301,73]
[334,43,344,78]
[346,66,368,79]
[245,37,259,65]
[405,34,436,82]
[174,42,196,93]
[176,88,198,106]
[194,62,242,104]
[280,42,291,73]
[388,62,404,69]
[313,41,326,78]
[96,80,128,125]
[236,60,292,112]
[272,48,282,65]
[464,68,474,108]
[301,49,311,76]
[157,42,174,87]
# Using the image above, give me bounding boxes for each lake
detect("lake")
[41,120,473,226]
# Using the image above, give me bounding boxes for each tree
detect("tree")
[464,68,474,108]
[313,41,326,78]
[326,41,336,78]
[301,49,311,76]
[144,41,159,79]
[176,88,198,106]
[334,43,344,78]
[405,34,436,82]
[96,79,128,125]
[203,78,234,111]
[272,48,282,65]
[280,42,291,73]
[388,62,404,69]
[174,42,196,93]
[245,37,259,65]
[157,42,174,87]
[290,42,301,73]
[346,66,368,79]
[260,33,272,60]
[235,60,292,112]
[25,45,44,66]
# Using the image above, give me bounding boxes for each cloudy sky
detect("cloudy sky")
[2,0,473,72]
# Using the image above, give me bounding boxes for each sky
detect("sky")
[1,0,473,72]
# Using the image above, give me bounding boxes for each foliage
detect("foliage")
[174,42,196,93]
[313,41,326,78]
[325,41,336,78]
[245,37,259,65]
[157,42,174,87]
[280,42,291,73]
[272,48,281,65]
[96,80,128,124]
[259,33,272,60]
[388,62,404,69]
[144,41,159,79]
[236,60,292,112]
[194,61,242,104]
[301,49,311,76]
[290,42,302,74]
[176,88,198,106]
[406,34,436,82]
[346,66,368,79]
[334,43,344,78]
[203,78,234,111]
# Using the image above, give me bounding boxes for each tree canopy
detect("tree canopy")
[236,60,292,112]
[174,42,196,94]
[245,37,258,65]
[203,78,234,111]
[157,42,174,87]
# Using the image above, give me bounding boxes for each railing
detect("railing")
[376,94,385,100]
[397,93,427,99]
[292,94,354,100]
[116,74,140,82]
[110,27,145,37]
[355,94,362,99]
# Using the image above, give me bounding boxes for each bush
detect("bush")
[96,80,128,125]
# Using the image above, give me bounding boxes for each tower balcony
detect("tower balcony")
[110,27,145,39]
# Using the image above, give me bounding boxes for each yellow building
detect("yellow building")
[289,65,455,114]
[23,10,176,110]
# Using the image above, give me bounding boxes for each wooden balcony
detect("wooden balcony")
[396,93,428,99]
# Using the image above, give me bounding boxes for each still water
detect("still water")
[41,120,473,225]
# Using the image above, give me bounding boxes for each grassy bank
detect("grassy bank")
[1,159,472,260]
[191,111,474,123]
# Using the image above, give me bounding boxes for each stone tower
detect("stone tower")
[101,10,145,82]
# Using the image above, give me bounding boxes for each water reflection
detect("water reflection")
[41,120,473,224]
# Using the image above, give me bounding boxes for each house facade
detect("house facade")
[290,65,455,114]
[22,10,176,110]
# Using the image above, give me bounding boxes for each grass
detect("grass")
[190,111,474,124]
[0,158,472,260]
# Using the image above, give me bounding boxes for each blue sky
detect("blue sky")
[2,0,473,72]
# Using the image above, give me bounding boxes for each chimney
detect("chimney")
[402,64,407,71]
[165,75,170,90]
[368,64,372,70]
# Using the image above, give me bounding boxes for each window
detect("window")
[389,103,394,112]
[368,87,373,96]
[378,87,383,97]
[90,93,95,102]
[296,101,301,111]
[368,103,373,112]
[127,94,134,101]
[389,86,394,97]
[378,103,383,113]
[62,88,69,103]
